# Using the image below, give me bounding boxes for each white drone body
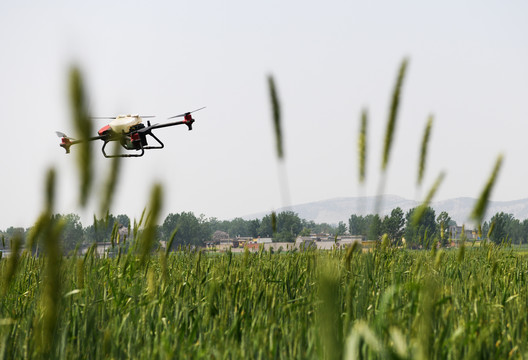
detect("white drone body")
[108,115,144,133]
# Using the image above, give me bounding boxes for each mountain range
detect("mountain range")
[244,195,528,225]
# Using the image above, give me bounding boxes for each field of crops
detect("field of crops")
[0,61,516,359]
[0,243,527,359]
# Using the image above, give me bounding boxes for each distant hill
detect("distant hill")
[243,195,528,225]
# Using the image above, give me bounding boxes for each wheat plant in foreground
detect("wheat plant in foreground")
[0,246,527,358]
[0,61,516,359]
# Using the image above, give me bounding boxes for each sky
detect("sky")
[1,1,527,229]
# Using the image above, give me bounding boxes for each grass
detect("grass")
[1,246,527,358]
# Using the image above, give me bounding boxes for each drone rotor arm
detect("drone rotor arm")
[57,132,106,154]
[143,118,195,132]
[140,121,185,132]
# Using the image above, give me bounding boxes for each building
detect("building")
[449,225,477,240]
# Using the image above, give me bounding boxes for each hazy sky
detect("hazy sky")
[1,1,527,229]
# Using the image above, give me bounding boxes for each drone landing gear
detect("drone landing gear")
[142,131,164,150]
[100,133,165,158]
[102,140,144,158]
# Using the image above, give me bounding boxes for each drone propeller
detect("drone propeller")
[167,107,206,119]
[55,131,76,140]
[92,115,156,120]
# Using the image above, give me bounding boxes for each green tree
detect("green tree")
[382,207,405,243]
[257,211,303,242]
[404,207,437,249]
[49,213,84,253]
[274,230,296,242]
[202,217,224,240]
[335,221,347,236]
[348,214,365,235]
[116,214,130,228]
[367,214,382,241]
[313,222,335,234]
[436,211,452,246]
[84,214,116,243]
[2,227,26,249]
[229,217,250,238]
[247,219,260,238]
[482,221,490,240]
[489,212,514,244]
[521,219,528,244]
[198,214,213,244]
[162,212,203,249]
[274,211,302,242]
[3,227,25,240]
[258,214,274,238]
[300,219,317,235]
[299,228,312,236]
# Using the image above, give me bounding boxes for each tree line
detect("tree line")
[349,208,528,247]
[349,207,453,248]
[0,211,338,253]
[0,208,526,253]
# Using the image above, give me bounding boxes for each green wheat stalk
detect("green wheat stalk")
[417,115,433,187]
[470,154,504,224]
[382,58,408,172]
[69,67,93,207]
[29,168,64,355]
[166,228,178,256]
[344,321,382,359]
[376,59,408,213]
[39,219,64,354]
[268,75,283,160]
[140,183,163,265]
[27,169,57,252]
[317,260,344,359]
[487,220,496,239]
[2,233,22,295]
[358,109,368,184]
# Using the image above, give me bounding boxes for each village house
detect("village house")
[449,225,477,240]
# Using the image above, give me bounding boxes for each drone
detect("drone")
[56,107,205,158]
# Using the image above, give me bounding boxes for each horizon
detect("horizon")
[4,193,528,231]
